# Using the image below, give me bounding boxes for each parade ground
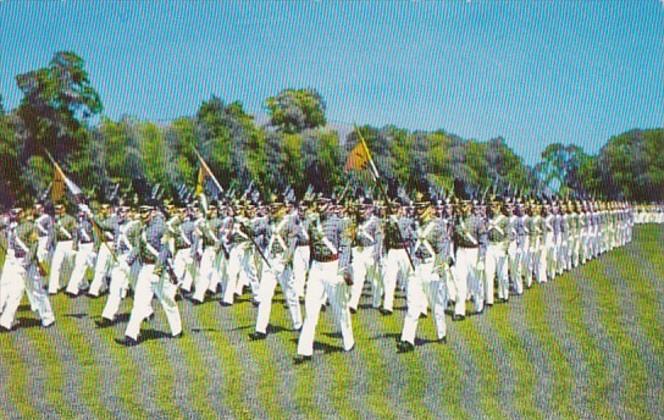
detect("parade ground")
[0,225,661,419]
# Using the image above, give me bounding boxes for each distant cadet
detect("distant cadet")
[48,204,78,295]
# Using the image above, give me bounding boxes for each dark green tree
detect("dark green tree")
[265,88,326,133]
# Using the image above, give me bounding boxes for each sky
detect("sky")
[1,1,662,164]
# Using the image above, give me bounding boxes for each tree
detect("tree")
[16,51,102,161]
[265,88,326,133]
[0,114,23,207]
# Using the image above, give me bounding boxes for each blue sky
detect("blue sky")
[1,1,662,164]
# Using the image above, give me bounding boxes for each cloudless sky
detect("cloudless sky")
[1,1,662,163]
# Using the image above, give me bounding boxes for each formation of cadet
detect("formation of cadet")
[1,192,661,362]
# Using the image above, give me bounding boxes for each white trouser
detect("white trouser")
[401,261,447,344]
[66,242,95,295]
[522,237,533,288]
[222,245,244,305]
[48,240,74,294]
[173,248,194,292]
[239,247,261,299]
[293,245,310,298]
[485,243,508,302]
[0,253,55,329]
[125,264,181,340]
[297,260,354,356]
[452,247,479,316]
[255,256,302,334]
[381,248,411,312]
[513,240,527,295]
[193,247,220,303]
[37,237,50,265]
[101,256,132,321]
[89,243,112,296]
[348,246,377,311]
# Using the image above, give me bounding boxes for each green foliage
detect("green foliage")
[265,88,326,133]
[0,51,661,208]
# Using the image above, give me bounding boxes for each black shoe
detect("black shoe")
[219,301,232,307]
[379,308,393,316]
[42,321,55,329]
[172,332,184,339]
[251,299,260,307]
[320,304,327,312]
[294,355,312,365]
[349,307,357,315]
[95,318,112,328]
[249,331,267,341]
[0,325,11,333]
[193,299,204,306]
[345,343,355,353]
[419,312,428,319]
[437,336,447,344]
[65,291,78,298]
[486,303,493,308]
[146,313,155,322]
[452,314,465,321]
[397,340,414,353]
[115,336,138,347]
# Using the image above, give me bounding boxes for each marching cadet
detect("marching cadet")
[0,208,55,331]
[397,199,450,352]
[177,206,198,293]
[34,203,55,265]
[65,207,96,296]
[249,196,303,340]
[293,201,311,300]
[486,196,510,303]
[524,200,539,288]
[533,201,548,284]
[219,203,247,306]
[380,201,415,315]
[452,199,484,319]
[97,206,140,326]
[512,199,528,295]
[348,198,382,314]
[88,204,117,297]
[570,201,581,268]
[505,198,519,293]
[117,205,182,346]
[48,204,78,295]
[192,204,222,304]
[295,198,354,363]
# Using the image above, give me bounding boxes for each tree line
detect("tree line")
[0,51,662,209]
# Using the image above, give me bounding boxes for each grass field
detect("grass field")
[1,225,662,419]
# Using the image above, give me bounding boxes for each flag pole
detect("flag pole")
[43,148,119,264]
[352,125,415,270]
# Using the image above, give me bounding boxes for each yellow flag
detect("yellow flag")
[344,141,370,173]
[195,166,209,195]
[344,127,380,179]
[52,166,66,203]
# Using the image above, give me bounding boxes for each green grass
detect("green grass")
[0,225,662,419]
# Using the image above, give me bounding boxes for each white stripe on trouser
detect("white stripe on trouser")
[349,246,376,311]
[193,247,219,303]
[255,257,302,334]
[66,242,95,295]
[101,256,131,321]
[293,245,310,298]
[297,260,354,356]
[37,237,49,265]
[401,262,447,344]
[0,254,55,329]
[125,264,181,340]
[89,243,112,296]
[48,240,74,294]
[485,243,507,302]
[381,248,411,312]
[452,247,479,316]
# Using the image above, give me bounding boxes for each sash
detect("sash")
[317,220,338,255]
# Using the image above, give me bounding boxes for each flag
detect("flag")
[344,126,380,179]
[46,151,82,202]
[194,150,224,197]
